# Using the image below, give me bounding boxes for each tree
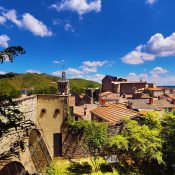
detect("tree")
[67,117,108,172]
[0,95,34,159]
[162,113,175,174]
[109,116,164,174]
[0,46,33,160]
[0,46,25,63]
[85,122,108,172]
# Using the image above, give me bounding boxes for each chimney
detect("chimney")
[100,99,106,106]
[149,98,153,105]
[172,99,175,105]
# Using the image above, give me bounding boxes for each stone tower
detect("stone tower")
[57,71,69,95]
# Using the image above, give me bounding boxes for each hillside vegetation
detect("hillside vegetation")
[0,73,101,96]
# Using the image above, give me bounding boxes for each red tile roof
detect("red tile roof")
[147,88,164,91]
[90,104,139,124]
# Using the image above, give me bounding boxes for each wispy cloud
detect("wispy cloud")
[126,66,174,85]
[0,35,10,48]
[150,67,168,75]
[146,0,158,5]
[127,73,148,82]
[53,67,82,76]
[83,60,108,67]
[26,69,41,74]
[80,66,97,73]
[53,60,65,64]
[50,0,102,15]
[64,22,75,32]
[85,73,105,83]
[0,16,6,24]
[52,59,110,82]
[0,8,52,37]
[0,71,6,75]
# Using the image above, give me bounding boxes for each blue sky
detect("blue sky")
[0,0,175,85]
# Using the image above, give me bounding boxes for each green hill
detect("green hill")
[0,73,101,96]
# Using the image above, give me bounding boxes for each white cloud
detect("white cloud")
[83,60,108,67]
[1,9,52,37]
[86,73,105,83]
[80,66,97,73]
[53,60,65,64]
[0,71,6,75]
[52,66,104,82]
[122,50,155,65]
[64,22,75,32]
[127,73,148,82]
[66,68,82,75]
[144,33,175,57]
[52,18,62,26]
[0,35,10,48]
[3,9,21,26]
[126,69,175,86]
[26,69,41,74]
[157,76,175,85]
[21,13,52,37]
[53,67,82,76]
[0,16,6,24]
[122,32,175,64]
[150,67,168,75]
[146,0,157,5]
[51,0,102,15]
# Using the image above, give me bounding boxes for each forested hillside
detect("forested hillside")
[0,73,101,96]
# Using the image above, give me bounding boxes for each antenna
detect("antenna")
[62,65,65,71]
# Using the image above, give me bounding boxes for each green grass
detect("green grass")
[46,158,119,175]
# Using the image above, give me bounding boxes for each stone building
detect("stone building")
[58,71,70,95]
[90,103,140,125]
[102,75,154,95]
[99,91,120,105]
[72,92,92,106]
[0,71,70,175]
[128,98,175,112]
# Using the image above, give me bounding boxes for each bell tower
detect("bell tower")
[57,71,69,95]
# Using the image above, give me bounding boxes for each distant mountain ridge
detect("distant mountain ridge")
[0,73,101,96]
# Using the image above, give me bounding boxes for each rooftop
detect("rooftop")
[58,71,69,83]
[147,88,164,91]
[129,99,175,110]
[104,75,118,81]
[112,81,147,85]
[99,91,113,97]
[74,104,98,120]
[90,104,139,124]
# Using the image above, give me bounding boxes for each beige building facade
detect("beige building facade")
[0,71,70,175]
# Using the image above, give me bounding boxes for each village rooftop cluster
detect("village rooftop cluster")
[1,71,175,174]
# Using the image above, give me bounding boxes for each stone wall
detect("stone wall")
[0,95,38,174]
[120,83,147,95]
[18,95,37,123]
[102,77,113,92]
[37,94,67,158]
[62,128,90,158]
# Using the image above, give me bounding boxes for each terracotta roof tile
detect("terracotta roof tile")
[148,88,164,91]
[90,104,139,124]
[129,99,175,110]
